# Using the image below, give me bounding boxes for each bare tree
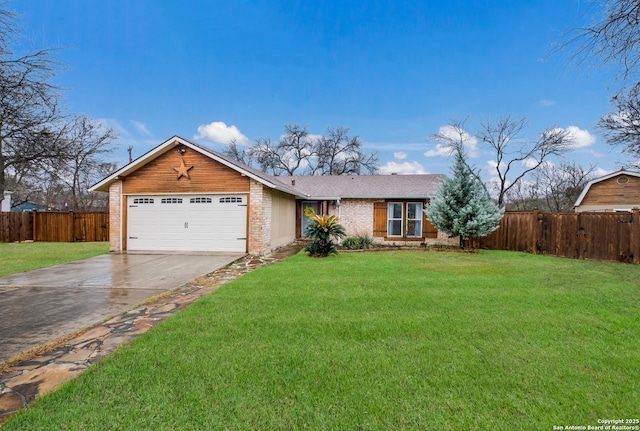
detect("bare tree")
[313,126,378,175]
[234,125,316,175]
[532,161,596,211]
[66,160,117,211]
[432,117,574,207]
[0,6,65,206]
[51,116,117,211]
[246,137,283,175]
[277,124,315,174]
[501,161,596,211]
[10,116,117,211]
[597,82,640,165]
[564,0,640,82]
[502,180,542,211]
[478,116,574,207]
[223,124,377,176]
[563,0,640,159]
[221,137,253,167]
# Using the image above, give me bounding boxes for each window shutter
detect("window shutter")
[373,202,387,237]
[423,203,438,238]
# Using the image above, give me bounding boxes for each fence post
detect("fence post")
[577,212,585,260]
[632,208,640,264]
[532,208,539,254]
[32,210,37,242]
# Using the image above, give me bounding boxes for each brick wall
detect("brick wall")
[108,180,122,252]
[427,230,460,247]
[328,198,375,237]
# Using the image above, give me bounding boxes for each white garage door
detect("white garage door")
[127,195,247,252]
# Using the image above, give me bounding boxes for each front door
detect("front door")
[301,201,320,237]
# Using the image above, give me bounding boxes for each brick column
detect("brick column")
[108,181,122,252]
[248,180,271,255]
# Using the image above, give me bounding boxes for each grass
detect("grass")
[4,250,640,430]
[0,242,109,277]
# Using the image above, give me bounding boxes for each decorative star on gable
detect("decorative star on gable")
[173,159,194,180]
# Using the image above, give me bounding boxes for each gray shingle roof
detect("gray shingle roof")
[187,140,305,197]
[282,174,445,199]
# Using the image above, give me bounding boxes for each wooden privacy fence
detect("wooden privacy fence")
[0,212,33,243]
[468,209,640,264]
[0,212,108,243]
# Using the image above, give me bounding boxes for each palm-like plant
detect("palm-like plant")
[304,215,346,257]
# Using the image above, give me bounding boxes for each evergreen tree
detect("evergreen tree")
[425,151,504,248]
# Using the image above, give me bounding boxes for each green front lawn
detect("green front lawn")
[5,250,639,430]
[0,242,109,277]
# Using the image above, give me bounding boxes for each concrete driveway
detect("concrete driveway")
[0,253,243,362]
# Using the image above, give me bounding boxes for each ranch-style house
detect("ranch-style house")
[90,136,453,254]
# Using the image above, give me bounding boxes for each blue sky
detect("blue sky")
[13,0,632,181]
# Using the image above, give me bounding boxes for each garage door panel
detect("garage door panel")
[127,195,247,252]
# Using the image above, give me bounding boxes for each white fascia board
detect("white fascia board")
[187,143,276,188]
[301,196,341,200]
[573,178,597,207]
[89,136,183,192]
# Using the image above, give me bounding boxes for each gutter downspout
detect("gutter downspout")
[336,198,342,244]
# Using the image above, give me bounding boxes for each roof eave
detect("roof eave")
[302,194,436,200]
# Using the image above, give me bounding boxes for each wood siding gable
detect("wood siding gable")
[122,143,250,194]
[581,175,640,207]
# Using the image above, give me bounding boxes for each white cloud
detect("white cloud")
[194,121,249,144]
[425,125,479,157]
[130,120,152,137]
[378,160,428,175]
[486,160,510,171]
[98,118,131,138]
[559,126,596,149]
[521,159,554,169]
[424,143,454,157]
[539,99,555,107]
[394,151,407,160]
[592,167,610,178]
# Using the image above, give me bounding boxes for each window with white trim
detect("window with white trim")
[190,197,212,204]
[387,202,403,236]
[406,202,422,237]
[161,198,183,204]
